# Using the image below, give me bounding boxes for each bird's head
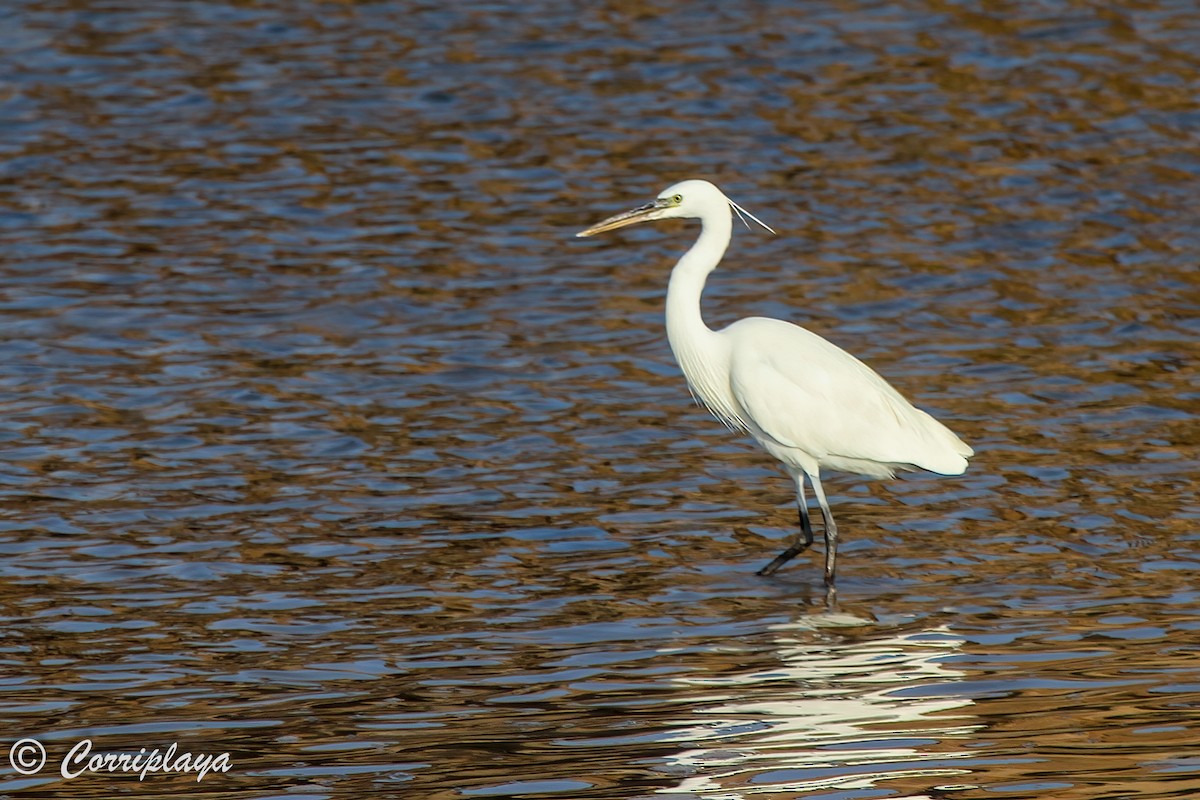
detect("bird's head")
[576,179,774,238]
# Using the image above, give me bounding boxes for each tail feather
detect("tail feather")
[910,409,973,475]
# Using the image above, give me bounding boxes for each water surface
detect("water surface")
[0,1,1197,798]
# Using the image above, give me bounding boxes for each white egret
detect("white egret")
[577,179,973,588]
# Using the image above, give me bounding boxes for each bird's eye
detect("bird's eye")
[671,194,683,204]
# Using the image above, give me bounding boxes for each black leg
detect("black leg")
[811,475,838,586]
[757,497,815,576]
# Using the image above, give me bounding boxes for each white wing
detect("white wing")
[725,317,972,477]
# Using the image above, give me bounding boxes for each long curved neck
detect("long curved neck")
[665,206,732,354]
[665,206,733,410]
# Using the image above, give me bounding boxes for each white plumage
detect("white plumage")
[578,179,973,588]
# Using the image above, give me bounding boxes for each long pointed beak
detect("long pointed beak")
[576,201,667,237]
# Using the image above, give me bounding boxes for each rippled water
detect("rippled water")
[0,1,1197,798]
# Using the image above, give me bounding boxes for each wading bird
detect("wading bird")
[577,180,972,589]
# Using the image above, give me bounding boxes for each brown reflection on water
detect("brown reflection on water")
[0,0,1197,798]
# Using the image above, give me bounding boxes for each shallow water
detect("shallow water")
[0,1,1197,798]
